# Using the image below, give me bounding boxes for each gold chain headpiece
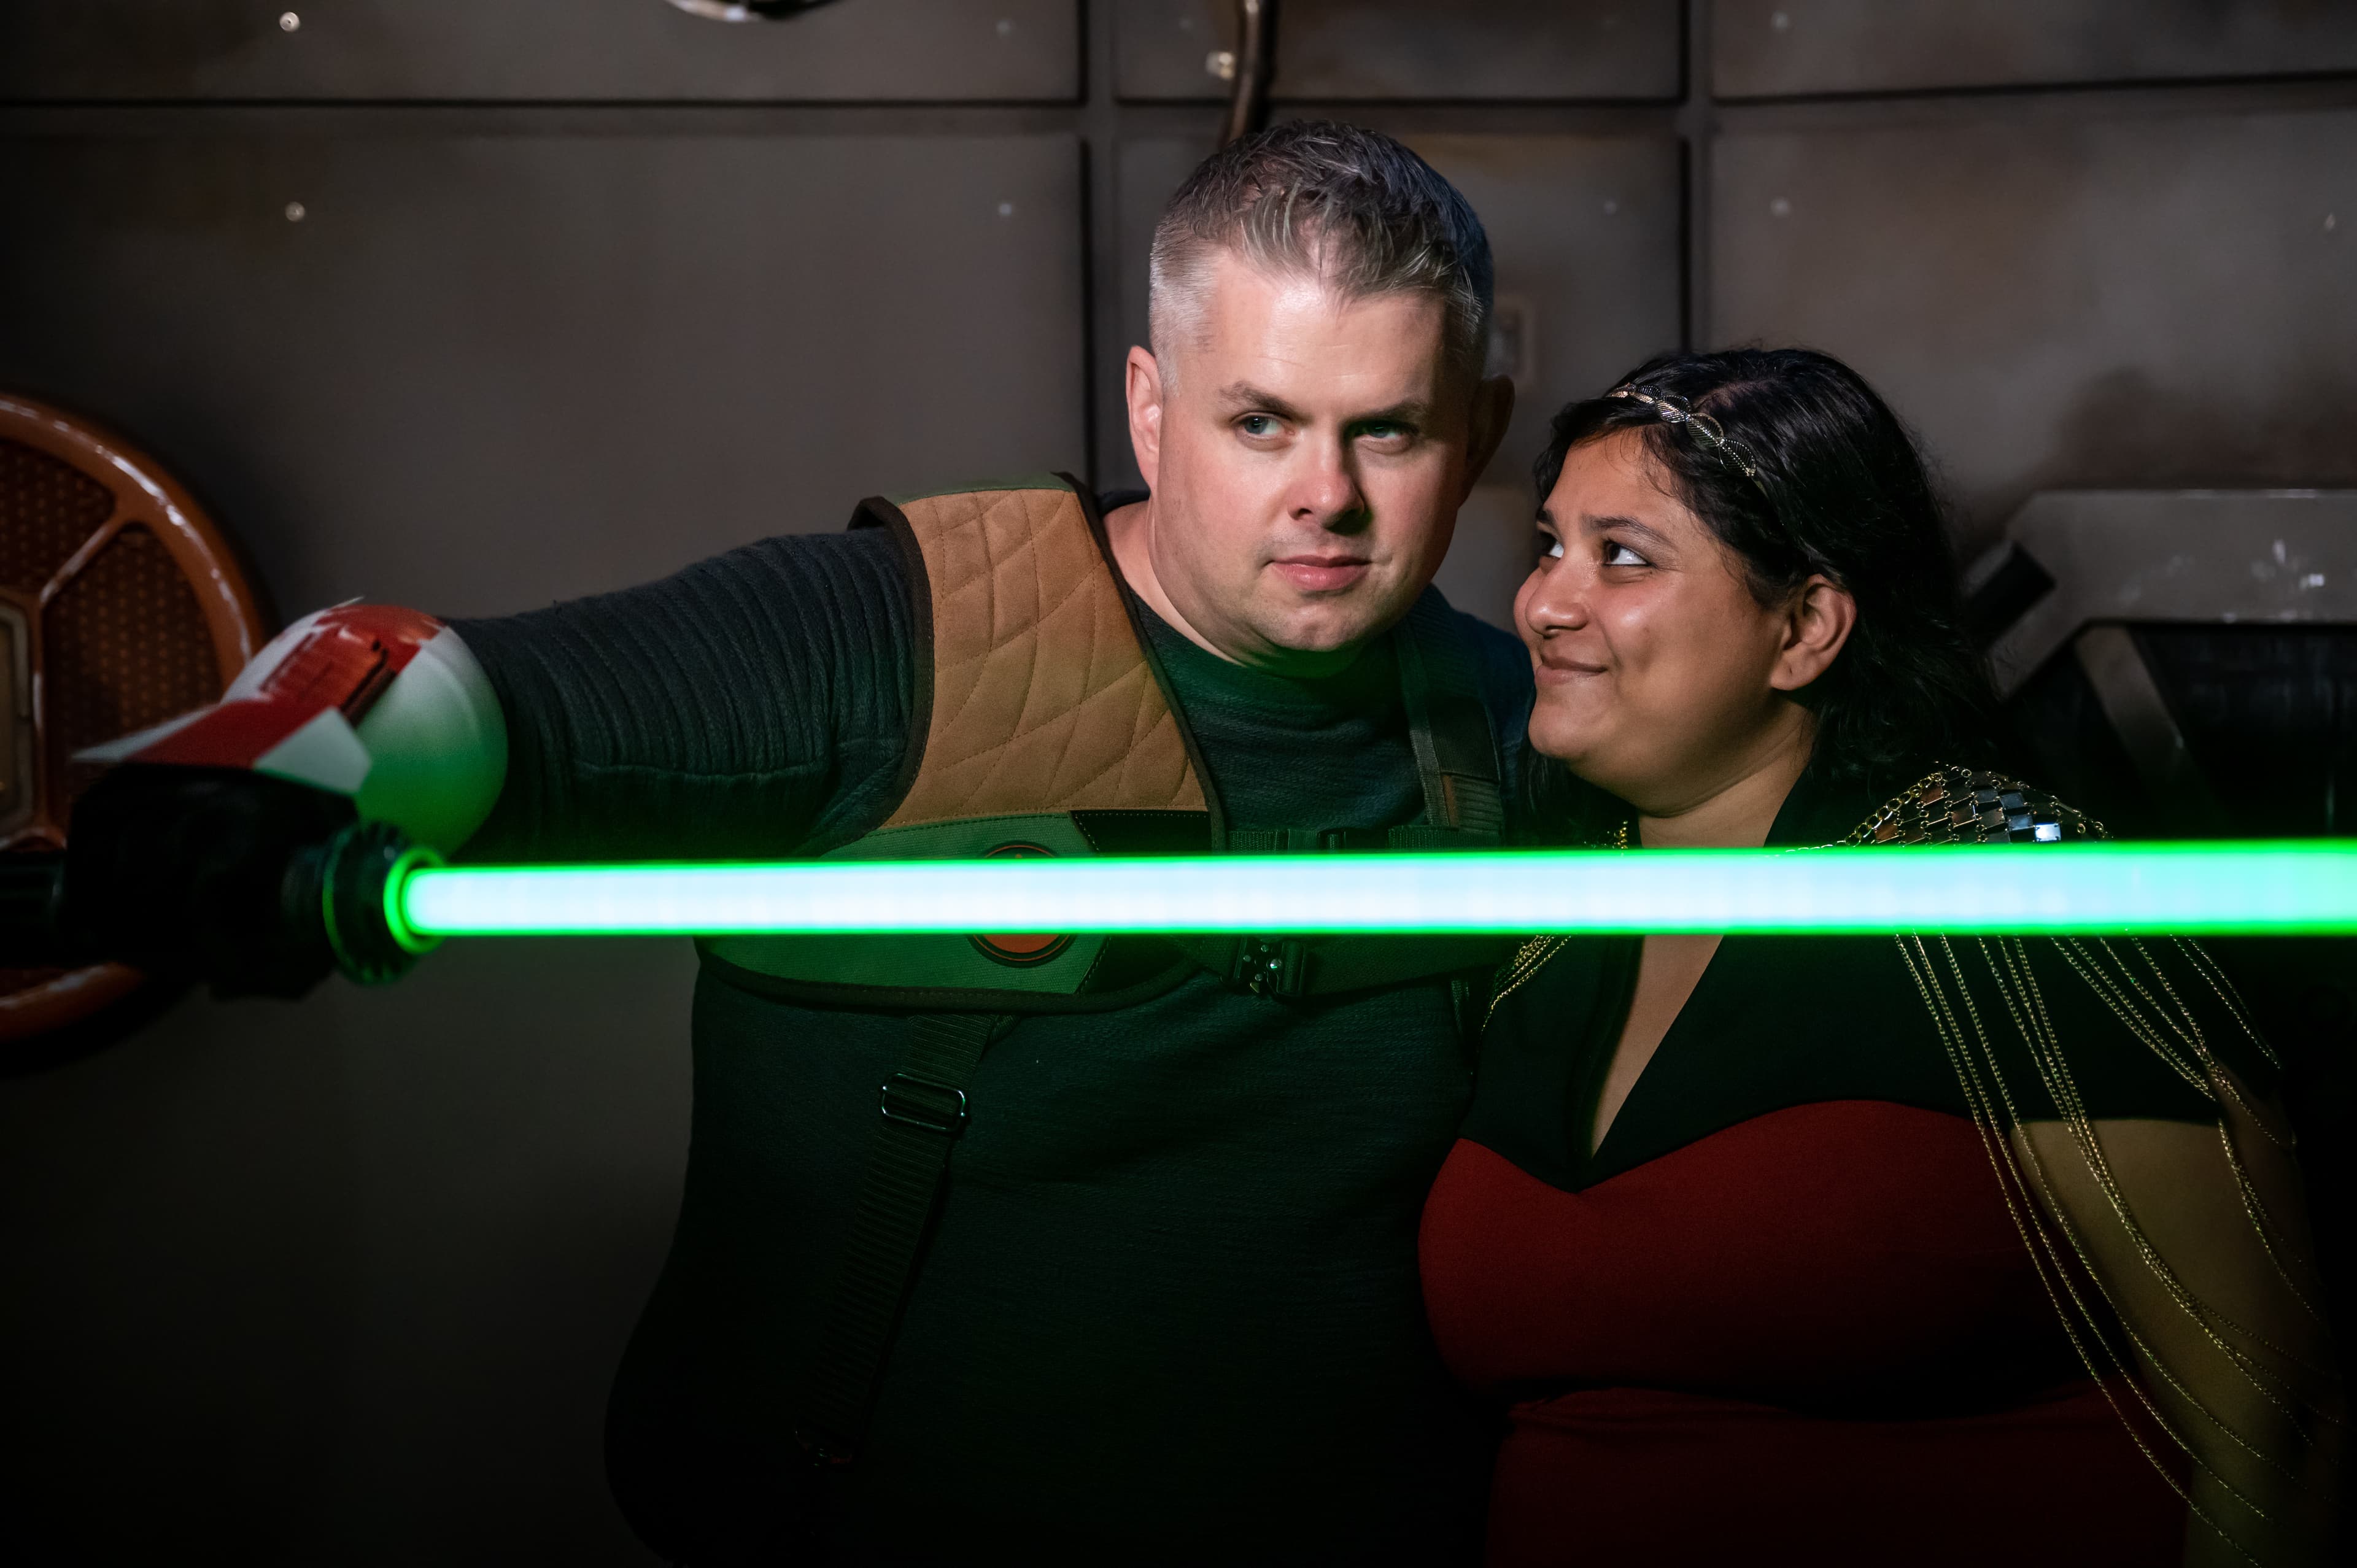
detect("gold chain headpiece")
[1606,383,1768,494]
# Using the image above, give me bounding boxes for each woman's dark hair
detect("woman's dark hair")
[1525,346,1997,833]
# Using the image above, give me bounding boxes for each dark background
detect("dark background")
[1,3,2351,1561]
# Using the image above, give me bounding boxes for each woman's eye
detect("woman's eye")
[1602,541,1650,568]
[1538,534,1564,561]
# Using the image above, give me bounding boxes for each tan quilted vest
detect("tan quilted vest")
[880,477,1204,825]
[698,474,1218,1011]
[700,471,1507,1012]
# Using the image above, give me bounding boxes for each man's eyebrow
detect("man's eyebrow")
[1217,382,1312,423]
[1213,385,1433,428]
[1350,400,1433,428]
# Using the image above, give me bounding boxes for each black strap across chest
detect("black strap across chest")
[794,1013,1005,1466]
[1396,589,1510,843]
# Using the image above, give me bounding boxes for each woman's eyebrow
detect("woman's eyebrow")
[1581,512,1674,549]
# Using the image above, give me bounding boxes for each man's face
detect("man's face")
[1123,250,1508,673]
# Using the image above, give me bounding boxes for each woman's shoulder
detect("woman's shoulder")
[1833,762,2277,1119]
[1833,760,2110,848]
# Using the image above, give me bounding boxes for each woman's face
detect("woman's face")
[1516,429,1839,816]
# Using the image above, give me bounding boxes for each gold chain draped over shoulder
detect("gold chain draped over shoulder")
[1883,770,2339,1563]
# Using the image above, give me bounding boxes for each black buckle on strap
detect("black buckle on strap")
[880,1072,969,1137]
[1228,937,1312,1000]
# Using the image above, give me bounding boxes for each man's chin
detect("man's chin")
[1252,597,1409,660]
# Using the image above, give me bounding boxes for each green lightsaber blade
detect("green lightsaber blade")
[394,841,2357,940]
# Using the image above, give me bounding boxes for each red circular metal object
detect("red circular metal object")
[0,393,269,1043]
[968,841,1075,968]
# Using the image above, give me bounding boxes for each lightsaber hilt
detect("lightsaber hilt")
[290,822,444,985]
[0,819,441,989]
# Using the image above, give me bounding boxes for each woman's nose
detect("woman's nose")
[1519,562,1590,636]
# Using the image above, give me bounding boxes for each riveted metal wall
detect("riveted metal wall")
[3,1,2355,1563]
[0,129,1087,616]
[0,1,1079,101]
[1714,1,2357,99]
[1711,100,2357,550]
[1115,0,1682,102]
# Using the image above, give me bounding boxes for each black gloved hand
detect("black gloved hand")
[61,765,358,998]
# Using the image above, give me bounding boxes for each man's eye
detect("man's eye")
[1358,422,1410,444]
[1602,541,1650,568]
[1238,415,1280,438]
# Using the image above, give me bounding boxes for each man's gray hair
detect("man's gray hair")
[1148,121,1495,385]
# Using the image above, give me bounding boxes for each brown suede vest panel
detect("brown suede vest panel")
[882,484,1205,827]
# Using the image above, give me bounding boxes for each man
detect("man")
[64,122,1527,1562]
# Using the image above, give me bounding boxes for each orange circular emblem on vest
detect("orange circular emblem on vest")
[970,842,1075,968]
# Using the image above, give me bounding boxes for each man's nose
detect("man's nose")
[1289,437,1367,531]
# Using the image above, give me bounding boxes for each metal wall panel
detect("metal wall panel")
[1115,0,1681,102]
[1111,129,1682,627]
[1714,1,2357,99]
[0,126,1083,1562]
[0,130,1087,614]
[0,0,1078,102]
[1711,104,2357,552]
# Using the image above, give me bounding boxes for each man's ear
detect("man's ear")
[1459,373,1517,498]
[1125,346,1166,489]
[1770,574,1857,693]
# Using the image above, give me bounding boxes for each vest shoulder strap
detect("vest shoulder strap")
[1393,589,1507,843]
[864,476,1205,828]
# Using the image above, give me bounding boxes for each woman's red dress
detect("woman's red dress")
[1419,777,2237,1566]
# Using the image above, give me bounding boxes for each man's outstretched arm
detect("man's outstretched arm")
[451,525,913,863]
[28,526,916,993]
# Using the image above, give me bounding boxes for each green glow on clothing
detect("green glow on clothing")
[393,842,2357,939]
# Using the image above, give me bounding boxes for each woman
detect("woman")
[1418,349,2342,1565]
